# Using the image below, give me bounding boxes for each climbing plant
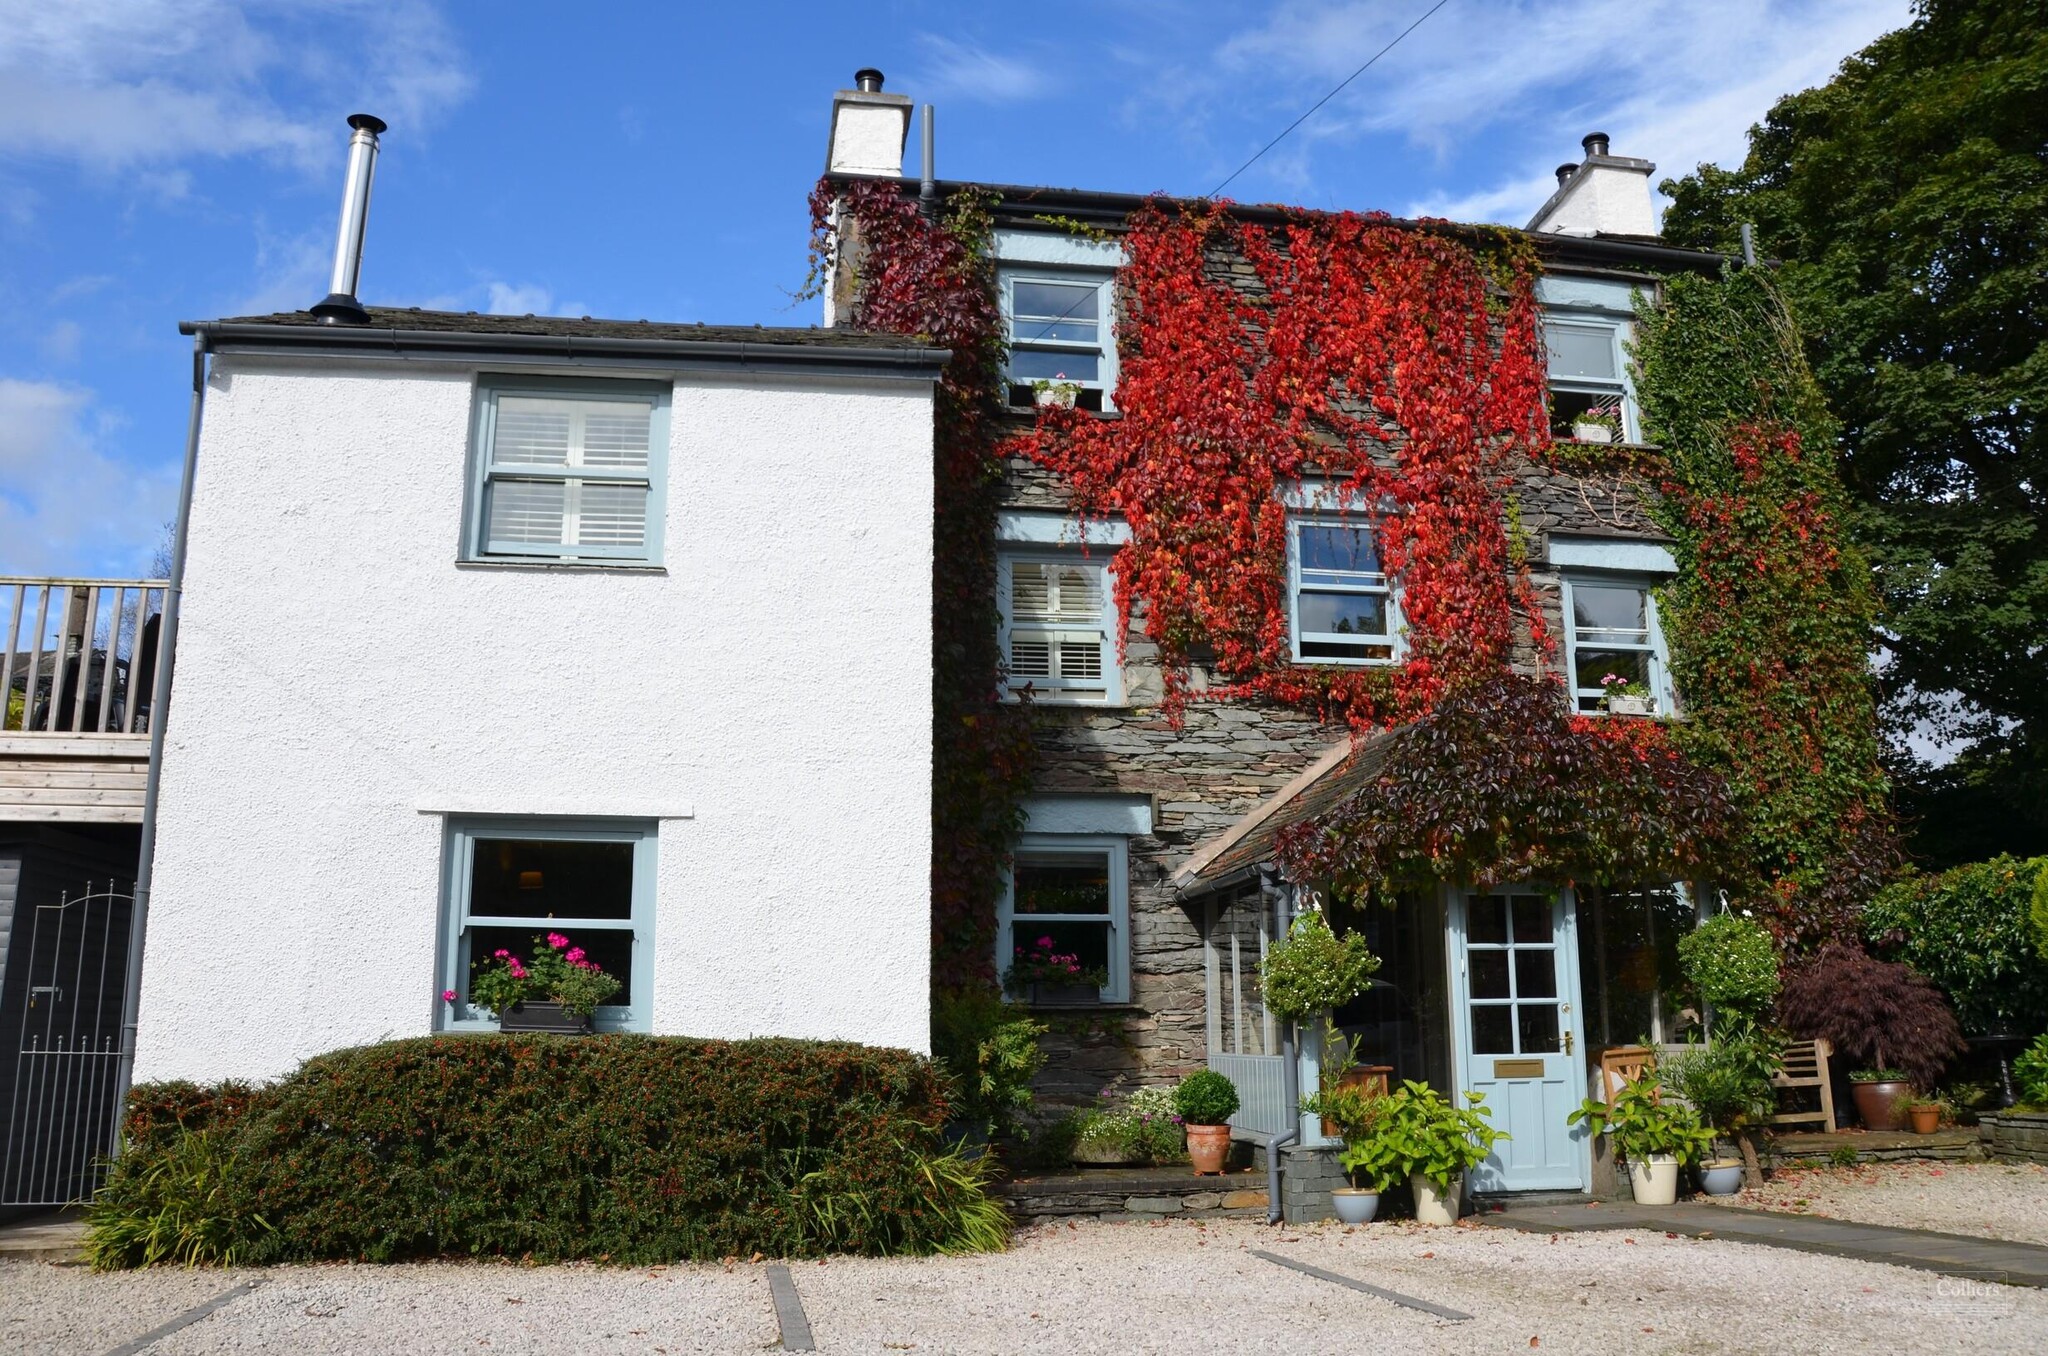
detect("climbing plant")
[1018,201,1552,729]
[1631,268,1894,949]
[807,178,1036,987]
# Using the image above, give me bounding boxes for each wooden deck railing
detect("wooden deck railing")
[2,578,169,739]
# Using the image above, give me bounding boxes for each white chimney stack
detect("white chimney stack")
[1526,132,1658,238]
[827,68,912,177]
[311,113,387,324]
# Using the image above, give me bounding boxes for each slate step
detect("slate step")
[997,1166,1270,1220]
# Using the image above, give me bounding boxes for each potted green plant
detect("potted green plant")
[1366,1080,1504,1225]
[1569,1072,1715,1205]
[1849,1069,1914,1130]
[1002,935,1108,1007]
[1260,911,1383,1117]
[1907,1095,1945,1135]
[1302,1080,1392,1223]
[461,931,621,1034]
[1661,1028,1782,1195]
[1173,1070,1240,1176]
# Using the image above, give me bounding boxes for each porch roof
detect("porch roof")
[1170,727,1404,897]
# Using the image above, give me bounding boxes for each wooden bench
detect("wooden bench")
[1769,1037,1837,1133]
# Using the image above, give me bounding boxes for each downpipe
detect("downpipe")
[108,331,210,1160]
[1264,871,1300,1225]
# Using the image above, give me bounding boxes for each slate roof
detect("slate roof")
[212,307,934,349]
[1171,726,1406,896]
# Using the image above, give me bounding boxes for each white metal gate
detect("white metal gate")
[2,884,130,1206]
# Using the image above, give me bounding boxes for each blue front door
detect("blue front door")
[1450,887,1588,1192]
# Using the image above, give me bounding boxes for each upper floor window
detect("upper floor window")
[1545,315,1635,444]
[999,551,1121,703]
[1001,270,1116,411]
[466,380,669,565]
[1289,520,1398,664]
[1562,575,1674,715]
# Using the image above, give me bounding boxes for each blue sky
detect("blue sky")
[0,0,1912,577]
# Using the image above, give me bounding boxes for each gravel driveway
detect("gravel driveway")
[1702,1160,2048,1246]
[4,1216,2044,1355]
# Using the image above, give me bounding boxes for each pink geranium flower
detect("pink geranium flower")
[441,988,457,1003]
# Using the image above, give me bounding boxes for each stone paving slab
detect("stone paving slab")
[0,1212,85,1263]
[1485,1199,2048,1287]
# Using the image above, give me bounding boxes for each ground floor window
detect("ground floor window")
[437,817,655,1032]
[1576,883,1702,1050]
[998,836,1129,1004]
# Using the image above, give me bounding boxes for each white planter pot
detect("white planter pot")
[1572,422,1615,444]
[1605,694,1653,717]
[1331,1188,1380,1224]
[1035,387,1078,409]
[1697,1162,1744,1196]
[1410,1173,1461,1226]
[1628,1154,1681,1206]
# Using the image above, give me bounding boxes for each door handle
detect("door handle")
[1562,1030,1574,1055]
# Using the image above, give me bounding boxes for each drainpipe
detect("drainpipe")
[1265,870,1299,1225]
[109,330,210,1160]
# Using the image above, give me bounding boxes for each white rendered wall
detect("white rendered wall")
[136,357,934,1082]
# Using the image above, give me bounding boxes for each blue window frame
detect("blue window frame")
[1544,313,1637,443]
[1288,518,1400,665]
[1561,574,1676,715]
[998,549,1123,704]
[436,817,656,1033]
[998,835,1131,1005]
[465,378,670,564]
[1000,269,1117,410]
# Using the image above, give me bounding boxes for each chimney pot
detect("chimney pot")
[309,112,385,325]
[854,68,885,93]
[1555,162,1578,187]
[1582,131,1611,158]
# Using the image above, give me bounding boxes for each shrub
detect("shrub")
[1677,913,1779,1019]
[90,1035,1006,1267]
[85,1130,267,1270]
[1866,856,2048,1034]
[2018,1033,2048,1108]
[120,1079,259,1156]
[1173,1070,1240,1126]
[1777,943,1969,1089]
[2034,868,2048,964]
[931,988,1046,1140]
[1258,910,1381,1023]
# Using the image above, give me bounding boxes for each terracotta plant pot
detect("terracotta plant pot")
[1186,1123,1232,1176]
[1851,1080,1912,1131]
[1909,1104,1941,1134]
[1318,1065,1392,1138]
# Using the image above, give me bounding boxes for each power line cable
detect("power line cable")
[1209,0,1454,199]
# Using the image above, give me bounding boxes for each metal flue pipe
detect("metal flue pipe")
[310,113,387,325]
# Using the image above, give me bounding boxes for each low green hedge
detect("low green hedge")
[88,1035,1007,1268]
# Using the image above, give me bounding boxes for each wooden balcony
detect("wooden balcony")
[1,579,169,824]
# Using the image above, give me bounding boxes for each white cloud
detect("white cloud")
[0,379,177,576]
[0,0,474,175]
[39,319,82,364]
[485,282,588,318]
[1198,0,1913,223]
[908,34,1053,104]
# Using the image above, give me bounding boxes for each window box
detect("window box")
[498,999,593,1036]
[1605,694,1653,717]
[1028,979,1104,1008]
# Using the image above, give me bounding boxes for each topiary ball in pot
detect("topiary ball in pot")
[1174,1070,1240,1177]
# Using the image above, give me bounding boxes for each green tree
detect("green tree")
[1660,0,2048,865]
